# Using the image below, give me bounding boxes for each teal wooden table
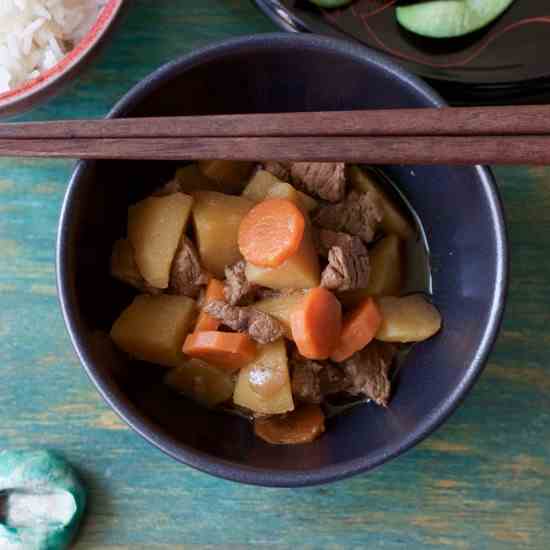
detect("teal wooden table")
[1,2,549,548]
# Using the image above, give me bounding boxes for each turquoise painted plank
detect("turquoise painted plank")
[0,2,548,549]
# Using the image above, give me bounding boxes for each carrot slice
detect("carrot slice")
[331,297,382,362]
[183,331,256,370]
[254,404,325,445]
[238,198,305,268]
[195,278,225,331]
[290,287,342,360]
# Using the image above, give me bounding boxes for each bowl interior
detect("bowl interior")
[58,35,506,486]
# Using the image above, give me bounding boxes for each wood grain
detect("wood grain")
[3,106,550,164]
[3,106,550,139]
[2,135,550,164]
[0,2,548,549]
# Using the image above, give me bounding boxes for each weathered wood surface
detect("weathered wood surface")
[0,2,548,548]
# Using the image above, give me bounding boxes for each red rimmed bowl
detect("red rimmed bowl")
[0,0,125,118]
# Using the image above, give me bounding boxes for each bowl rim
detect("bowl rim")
[57,32,509,487]
[0,0,124,114]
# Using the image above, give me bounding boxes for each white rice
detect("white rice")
[0,0,106,93]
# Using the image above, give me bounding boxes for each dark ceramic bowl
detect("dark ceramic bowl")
[57,34,508,487]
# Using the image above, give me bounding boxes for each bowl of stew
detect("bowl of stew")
[57,33,508,487]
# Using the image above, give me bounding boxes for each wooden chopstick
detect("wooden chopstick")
[2,105,550,139]
[1,135,549,164]
[1,105,550,164]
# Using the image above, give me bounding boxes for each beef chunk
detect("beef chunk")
[291,352,350,404]
[264,161,291,182]
[314,190,382,243]
[317,230,370,291]
[291,358,323,404]
[315,228,353,257]
[256,288,305,301]
[319,364,350,395]
[289,162,346,202]
[169,237,209,297]
[256,288,284,300]
[204,300,283,344]
[343,342,397,406]
[224,260,257,305]
[263,162,346,202]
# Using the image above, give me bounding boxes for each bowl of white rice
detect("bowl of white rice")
[0,0,124,117]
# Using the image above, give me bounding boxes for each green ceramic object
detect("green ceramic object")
[0,450,86,550]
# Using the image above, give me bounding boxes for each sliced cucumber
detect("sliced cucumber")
[396,0,515,38]
[308,0,353,7]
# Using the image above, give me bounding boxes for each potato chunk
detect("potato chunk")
[164,359,235,407]
[110,294,196,368]
[376,295,441,343]
[367,234,403,296]
[110,239,145,290]
[267,182,318,213]
[233,339,294,415]
[254,293,305,339]
[242,170,279,202]
[199,160,254,193]
[350,166,415,240]
[243,170,318,213]
[245,227,320,290]
[339,234,403,307]
[191,191,253,279]
[128,193,193,289]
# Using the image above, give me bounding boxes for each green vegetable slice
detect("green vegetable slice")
[308,0,353,7]
[396,0,516,38]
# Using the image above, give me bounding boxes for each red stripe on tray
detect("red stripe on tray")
[359,15,550,69]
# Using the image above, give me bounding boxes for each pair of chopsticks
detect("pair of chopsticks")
[1,105,550,164]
